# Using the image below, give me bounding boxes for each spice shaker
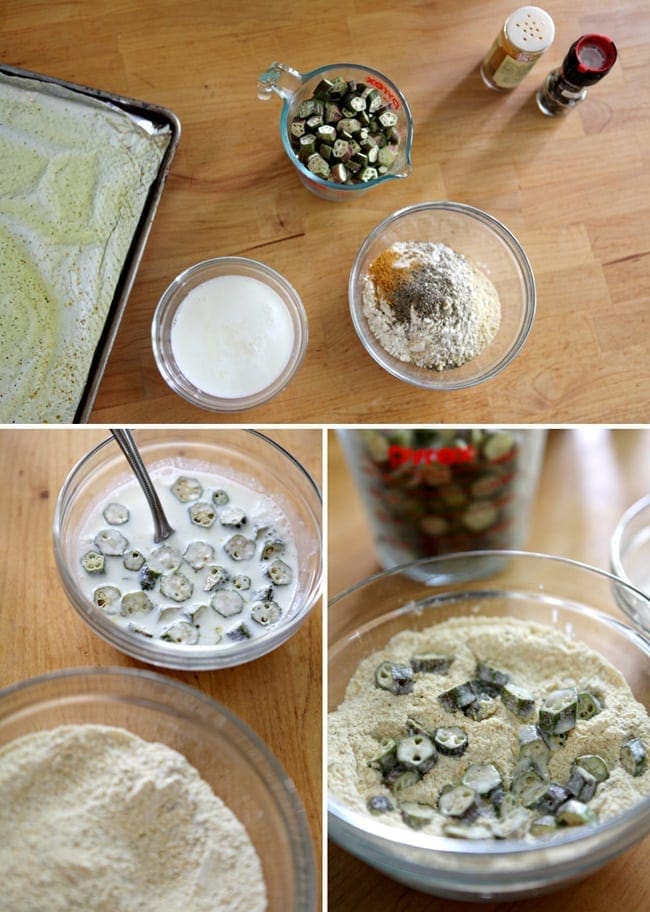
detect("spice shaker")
[338,428,546,576]
[481,6,555,91]
[536,34,618,116]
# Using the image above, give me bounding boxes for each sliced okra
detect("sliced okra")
[94,528,129,556]
[298,133,317,162]
[464,694,498,721]
[378,110,398,128]
[530,815,558,838]
[171,476,202,503]
[250,600,282,626]
[462,763,502,796]
[491,787,519,819]
[102,502,129,525]
[374,661,413,695]
[368,738,398,774]
[183,540,215,571]
[157,604,177,623]
[518,725,551,771]
[211,488,230,506]
[306,114,323,130]
[566,766,597,803]
[92,585,121,614]
[204,565,230,591]
[410,653,453,674]
[491,808,531,840]
[405,717,431,738]
[512,766,548,808]
[219,505,247,528]
[226,622,252,642]
[232,574,251,591]
[378,145,398,168]
[306,153,330,178]
[538,688,578,735]
[575,754,609,782]
[139,564,161,591]
[434,726,468,757]
[476,661,509,689]
[577,691,602,720]
[317,124,337,143]
[365,88,383,113]
[189,502,217,529]
[399,801,436,830]
[160,571,193,603]
[183,603,207,623]
[224,534,256,561]
[290,118,307,140]
[620,736,646,777]
[540,729,570,751]
[211,588,245,618]
[297,97,323,118]
[461,502,498,532]
[266,558,292,585]
[319,143,333,162]
[261,539,285,561]
[438,785,478,819]
[160,620,200,645]
[386,769,419,793]
[396,735,437,774]
[313,77,334,100]
[121,591,153,616]
[81,550,105,574]
[123,549,145,572]
[443,821,494,839]
[150,544,183,573]
[438,681,477,713]
[330,163,348,183]
[501,683,535,720]
[556,799,598,827]
[359,166,378,182]
[483,431,516,462]
[324,101,342,122]
[127,622,153,638]
[532,782,571,815]
[252,583,274,602]
[366,794,393,815]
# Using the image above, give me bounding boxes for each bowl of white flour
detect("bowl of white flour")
[349,201,535,389]
[0,667,316,911]
[328,551,650,901]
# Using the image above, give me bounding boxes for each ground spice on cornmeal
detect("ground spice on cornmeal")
[363,241,501,370]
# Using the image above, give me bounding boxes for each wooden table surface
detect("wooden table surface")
[328,428,650,912]
[0,428,323,903]
[2,0,648,424]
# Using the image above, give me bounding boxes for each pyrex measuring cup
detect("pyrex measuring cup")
[257,62,413,202]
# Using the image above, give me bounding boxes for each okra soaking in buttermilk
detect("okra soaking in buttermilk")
[77,465,298,647]
[328,617,649,840]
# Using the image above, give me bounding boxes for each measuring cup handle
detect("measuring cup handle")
[257,62,303,102]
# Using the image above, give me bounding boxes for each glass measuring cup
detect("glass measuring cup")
[257,62,414,202]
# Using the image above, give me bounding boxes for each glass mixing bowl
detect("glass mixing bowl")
[53,429,322,670]
[328,551,650,901]
[0,668,316,910]
[349,201,536,389]
[610,494,650,635]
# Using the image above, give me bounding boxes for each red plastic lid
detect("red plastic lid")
[575,34,617,74]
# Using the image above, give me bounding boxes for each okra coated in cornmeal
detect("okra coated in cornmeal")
[77,465,297,647]
[328,617,649,841]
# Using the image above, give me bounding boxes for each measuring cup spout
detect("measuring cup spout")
[257,62,303,102]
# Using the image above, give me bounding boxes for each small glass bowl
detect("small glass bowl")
[53,429,322,670]
[610,494,650,635]
[152,257,308,412]
[0,668,316,911]
[349,201,536,390]
[328,551,650,901]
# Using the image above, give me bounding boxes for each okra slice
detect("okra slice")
[123,549,145,572]
[374,661,413,695]
[224,534,256,561]
[443,821,494,839]
[438,681,476,713]
[121,591,154,616]
[266,558,293,586]
[306,153,330,178]
[540,729,570,751]
[250,600,282,626]
[183,540,215,571]
[369,738,398,774]
[172,476,202,503]
[501,683,536,720]
[532,782,571,815]
[434,726,468,757]
[387,769,420,794]
[483,431,516,462]
[204,565,230,592]
[183,603,207,624]
[366,795,393,815]
[538,688,578,735]
[518,725,551,771]
[330,163,348,183]
[620,737,647,777]
[139,564,161,591]
[378,110,398,128]
[399,801,436,830]
[566,765,597,803]
[491,787,519,819]
[405,717,431,738]
[312,77,334,100]
[189,502,217,529]
[462,502,498,532]
[211,489,230,506]
[261,539,285,561]
[160,620,200,645]
[226,622,252,642]
[150,544,183,573]
[512,766,549,808]
[577,691,602,720]
[127,622,153,638]
[211,589,245,618]
[81,550,105,574]
[396,735,437,774]
[298,133,317,162]
[575,754,609,783]
[219,505,247,528]
[530,815,558,838]
[290,118,307,141]
[438,785,478,819]
[359,166,379,182]
[476,661,510,690]
[462,763,502,796]
[464,694,498,721]
[410,653,453,674]
[232,574,251,591]
[556,799,598,827]
[253,584,274,602]
[92,585,121,614]
[102,502,129,525]
[159,571,193,603]
[94,528,129,557]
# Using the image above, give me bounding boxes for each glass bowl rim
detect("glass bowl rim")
[348,200,537,390]
[151,256,309,412]
[53,429,323,670]
[610,493,650,583]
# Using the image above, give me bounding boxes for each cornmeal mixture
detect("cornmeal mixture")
[329,617,649,840]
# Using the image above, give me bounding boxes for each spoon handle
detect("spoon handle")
[110,429,174,543]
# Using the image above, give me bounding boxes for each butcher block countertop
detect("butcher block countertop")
[2,0,648,424]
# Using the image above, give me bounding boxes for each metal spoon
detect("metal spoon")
[110,428,174,543]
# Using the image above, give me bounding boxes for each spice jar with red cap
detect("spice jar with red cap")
[536,34,618,116]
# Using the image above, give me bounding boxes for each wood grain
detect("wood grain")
[1,0,648,423]
[0,427,323,901]
[328,427,650,912]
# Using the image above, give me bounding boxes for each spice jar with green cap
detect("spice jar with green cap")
[481,6,555,91]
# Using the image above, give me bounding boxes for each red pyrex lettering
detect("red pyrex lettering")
[366,75,401,110]
[388,445,477,468]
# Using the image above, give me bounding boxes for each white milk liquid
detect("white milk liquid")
[170,275,295,398]
[77,465,298,647]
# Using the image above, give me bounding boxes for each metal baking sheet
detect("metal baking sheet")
[0,63,181,423]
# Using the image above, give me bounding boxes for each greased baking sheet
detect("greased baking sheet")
[0,64,180,423]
